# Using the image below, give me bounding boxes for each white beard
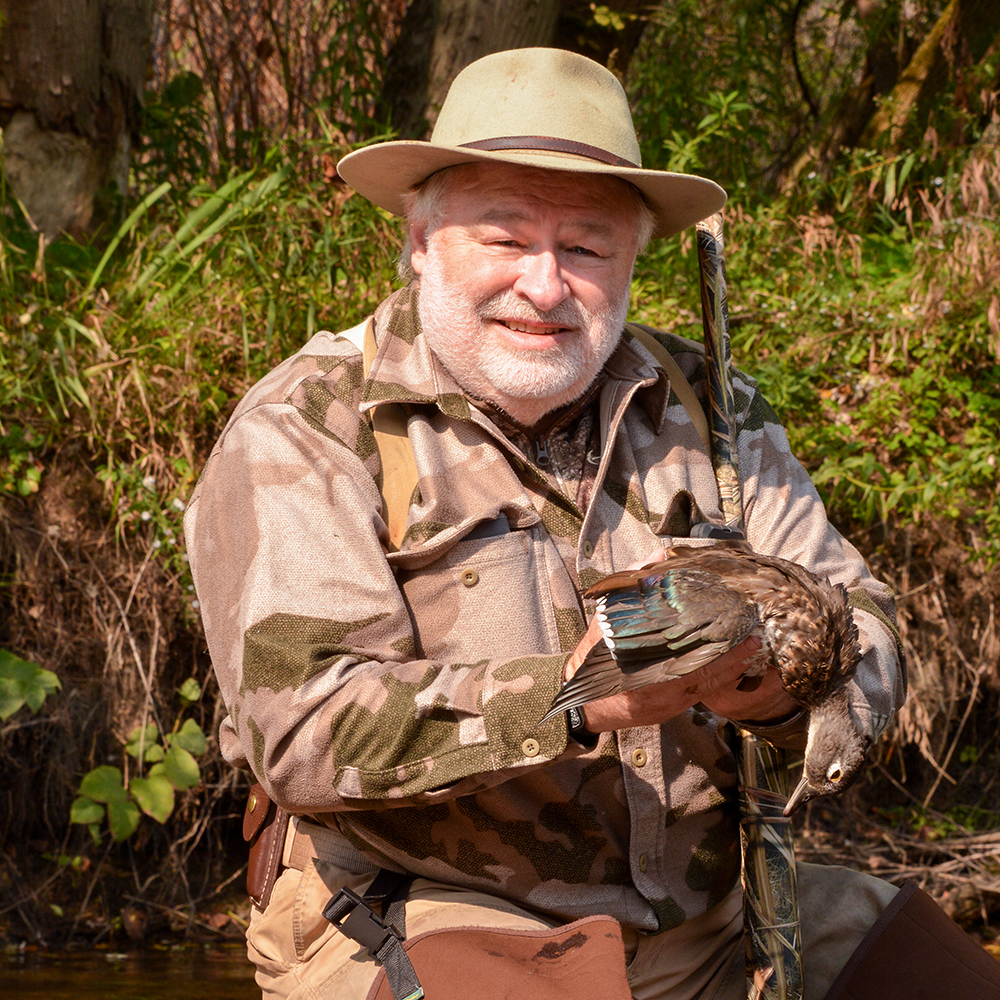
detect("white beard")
[417,256,629,426]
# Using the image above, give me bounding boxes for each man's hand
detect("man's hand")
[566,634,795,733]
[563,548,798,733]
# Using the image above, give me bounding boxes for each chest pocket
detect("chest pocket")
[396,524,561,662]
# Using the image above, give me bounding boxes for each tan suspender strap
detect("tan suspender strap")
[359,316,378,373]
[625,323,711,453]
[359,319,418,552]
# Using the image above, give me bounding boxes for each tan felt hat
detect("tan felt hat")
[336,48,726,239]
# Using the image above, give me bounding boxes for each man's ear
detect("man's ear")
[408,221,428,276]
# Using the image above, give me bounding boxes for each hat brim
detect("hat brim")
[336,141,726,239]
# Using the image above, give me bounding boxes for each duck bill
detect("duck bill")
[783,774,813,816]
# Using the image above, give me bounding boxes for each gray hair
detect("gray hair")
[397,165,656,281]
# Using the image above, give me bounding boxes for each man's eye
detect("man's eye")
[569,245,599,257]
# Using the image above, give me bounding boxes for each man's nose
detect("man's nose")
[513,250,570,312]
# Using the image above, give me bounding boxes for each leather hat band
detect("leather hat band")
[460,135,637,168]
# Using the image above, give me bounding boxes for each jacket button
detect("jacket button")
[582,540,595,558]
[247,792,259,813]
[522,738,541,757]
[460,569,479,587]
[632,748,648,768]
[638,853,648,872]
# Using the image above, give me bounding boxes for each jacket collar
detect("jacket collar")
[359,282,672,434]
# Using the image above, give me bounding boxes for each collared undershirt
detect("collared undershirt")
[469,375,605,514]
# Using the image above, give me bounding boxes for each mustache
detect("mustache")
[478,291,586,328]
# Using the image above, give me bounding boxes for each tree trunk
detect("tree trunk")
[551,0,650,79]
[859,0,959,148]
[859,0,1000,150]
[383,0,562,139]
[382,0,652,140]
[0,0,153,240]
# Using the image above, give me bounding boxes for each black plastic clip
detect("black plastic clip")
[323,885,399,953]
[690,522,745,541]
[323,871,423,1000]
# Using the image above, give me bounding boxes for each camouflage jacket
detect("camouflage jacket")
[184,283,904,933]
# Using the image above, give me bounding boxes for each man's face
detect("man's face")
[409,162,642,427]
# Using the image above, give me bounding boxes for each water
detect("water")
[1,943,258,1000]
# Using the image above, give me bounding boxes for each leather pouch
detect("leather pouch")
[822,881,1000,1000]
[365,914,632,1000]
[243,782,289,911]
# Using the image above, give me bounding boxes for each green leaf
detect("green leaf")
[130,774,175,823]
[172,717,207,756]
[162,745,201,790]
[125,723,161,760]
[163,70,204,107]
[0,650,61,720]
[70,796,105,825]
[177,677,201,704]
[883,161,897,205]
[79,765,128,804]
[107,798,141,841]
[62,316,105,350]
[85,181,172,295]
[898,152,916,189]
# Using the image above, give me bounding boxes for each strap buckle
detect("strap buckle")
[690,522,745,541]
[323,872,423,1000]
[323,885,399,954]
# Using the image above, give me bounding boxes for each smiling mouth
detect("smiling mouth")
[498,319,570,336]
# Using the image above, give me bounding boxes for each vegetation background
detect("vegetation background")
[1,0,998,951]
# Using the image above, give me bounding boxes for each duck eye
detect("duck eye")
[828,767,842,783]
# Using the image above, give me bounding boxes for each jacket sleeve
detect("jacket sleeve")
[184,369,577,816]
[731,370,906,744]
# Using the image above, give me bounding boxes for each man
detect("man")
[185,48,999,1000]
